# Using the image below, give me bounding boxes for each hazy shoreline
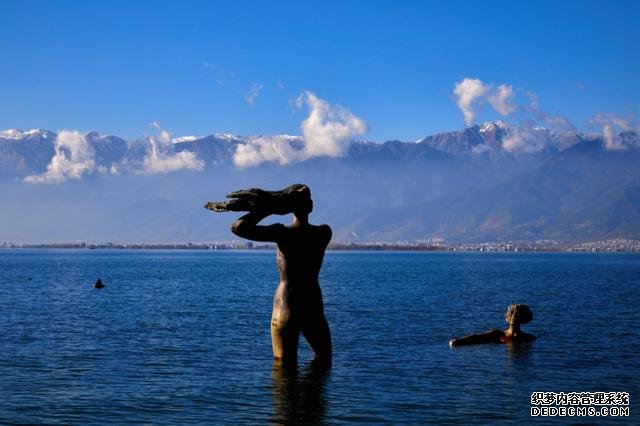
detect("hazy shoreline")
[2,239,640,253]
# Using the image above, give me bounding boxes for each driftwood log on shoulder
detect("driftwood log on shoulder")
[204,199,255,212]
[204,183,309,214]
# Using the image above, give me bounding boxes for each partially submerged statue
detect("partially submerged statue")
[205,184,332,364]
[449,304,536,347]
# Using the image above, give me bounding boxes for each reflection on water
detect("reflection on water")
[505,341,533,361]
[271,360,330,425]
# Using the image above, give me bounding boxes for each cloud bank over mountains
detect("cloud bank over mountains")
[5,118,638,185]
[5,81,638,184]
[2,122,639,244]
[22,123,206,183]
[17,91,370,178]
[2,119,639,244]
[7,120,638,186]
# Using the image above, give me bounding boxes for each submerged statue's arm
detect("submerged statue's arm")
[449,304,536,347]
[449,329,503,347]
[231,210,284,243]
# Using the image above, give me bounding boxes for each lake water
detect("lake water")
[0,250,638,424]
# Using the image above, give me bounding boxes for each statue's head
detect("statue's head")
[288,183,313,216]
[505,304,533,325]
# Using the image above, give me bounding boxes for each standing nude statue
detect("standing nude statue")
[205,184,332,364]
[449,304,536,347]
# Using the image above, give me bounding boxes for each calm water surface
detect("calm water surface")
[0,250,638,424]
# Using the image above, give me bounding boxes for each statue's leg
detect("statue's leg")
[271,316,299,364]
[301,316,332,363]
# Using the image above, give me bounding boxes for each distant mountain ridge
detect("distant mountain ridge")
[0,123,610,176]
[0,123,638,243]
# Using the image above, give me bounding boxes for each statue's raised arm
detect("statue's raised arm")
[204,183,311,214]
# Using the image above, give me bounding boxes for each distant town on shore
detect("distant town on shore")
[2,238,640,253]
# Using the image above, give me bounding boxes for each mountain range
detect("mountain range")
[1,122,639,243]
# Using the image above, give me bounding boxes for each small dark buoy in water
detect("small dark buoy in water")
[93,278,105,289]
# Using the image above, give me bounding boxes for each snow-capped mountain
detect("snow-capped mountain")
[0,129,54,140]
[0,123,638,243]
[0,122,613,176]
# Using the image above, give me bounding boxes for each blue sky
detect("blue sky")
[1,0,639,142]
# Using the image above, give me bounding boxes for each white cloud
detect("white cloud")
[522,92,575,132]
[488,84,516,116]
[501,127,546,154]
[24,130,95,184]
[589,113,637,150]
[245,82,264,107]
[233,135,302,168]
[149,122,172,143]
[453,78,516,125]
[454,77,580,135]
[454,78,579,148]
[544,115,574,131]
[233,91,368,167]
[453,78,491,125]
[298,91,368,157]
[142,123,204,174]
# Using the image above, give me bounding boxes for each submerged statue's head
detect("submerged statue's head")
[505,304,533,326]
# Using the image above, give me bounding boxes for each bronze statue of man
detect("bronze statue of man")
[206,184,332,364]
